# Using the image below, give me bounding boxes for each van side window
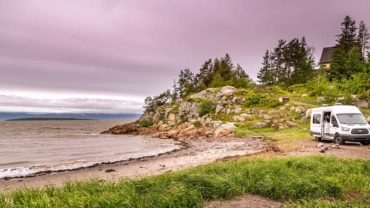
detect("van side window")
[313,114,321,124]
[332,116,338,127]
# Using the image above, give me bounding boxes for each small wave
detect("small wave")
[0,161,29,166]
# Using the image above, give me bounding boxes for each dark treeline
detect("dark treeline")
[258,15,370,90]
[144,54,252,111]
[257,37,315,87]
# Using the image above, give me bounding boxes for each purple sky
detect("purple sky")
[1,0,370,114]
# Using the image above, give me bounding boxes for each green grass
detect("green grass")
[2,156,370,207]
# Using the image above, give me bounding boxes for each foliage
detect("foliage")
[139,120,154,127]
[3,156,370,207]
[257,37,315,87]
[198,98,215,117]
[243,93,269,107]
[176,54,252,99]
[144,89,171,112]
[329,16,365,80]
[268,99,283,108]
[192,120,202,128]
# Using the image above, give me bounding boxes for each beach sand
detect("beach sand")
[0,137,265,192]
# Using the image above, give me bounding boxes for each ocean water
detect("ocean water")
[0,120,181,179]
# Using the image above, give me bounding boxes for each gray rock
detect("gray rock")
[167,113,176,121]
[295,106,306,114]
[190,90,209,99]
[219,86,237,96]
[165,108,174,118]
[301,94,307,97]
[214,122,236,138]
[190,103,199,117]
[234,107,242,114]
[232,116,245,122]
[317,97,325,102]
[253,122,267,128]
[259,114,272,119]
[300,116,308,122]
[212,121,223,128]
[306,109,312,117]
[316,143,324,148]
[215,105,223,114]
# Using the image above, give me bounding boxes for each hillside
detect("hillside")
[102,86,315,140]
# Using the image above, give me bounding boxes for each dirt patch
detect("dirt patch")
[205,195,282,208]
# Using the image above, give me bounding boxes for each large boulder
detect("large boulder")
[214,123,236,138]
[295,106,306,114]
[219,86,237,96]
[215,105,224,113]
[165,108,174,118]
[253,122,267,128]
[190,103,199,117]
[234,107,243,114]
[190,90,209,99]
[306,109,312,117]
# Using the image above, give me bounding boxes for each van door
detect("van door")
[329,115,339,139]
[311,113,322,138]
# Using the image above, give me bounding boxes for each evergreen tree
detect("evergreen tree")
[257,50,273,84]
[358,20,370,58]
[330,15,361,80]
[336,16,357,53]
[177,69,196,98]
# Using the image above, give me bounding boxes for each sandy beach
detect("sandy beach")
[0,137,265,192]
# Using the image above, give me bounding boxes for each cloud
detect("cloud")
[0,0,370,113]
[0,95,144,114]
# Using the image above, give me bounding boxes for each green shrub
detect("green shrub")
[198,98,215,117]
[243,93,269,107]
[358,90,370,100]
[192,120,202,128]
[268,99,283,108]
[139,120,154,127]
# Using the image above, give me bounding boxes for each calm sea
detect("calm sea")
[0,120,181,179]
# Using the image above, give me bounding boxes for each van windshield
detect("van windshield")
[336,113,367,125]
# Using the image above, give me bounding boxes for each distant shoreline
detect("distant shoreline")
[5,118,94,121]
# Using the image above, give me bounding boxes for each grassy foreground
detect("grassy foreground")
[1,155,370,207]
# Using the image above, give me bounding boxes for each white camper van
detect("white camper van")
[310,104,370,145]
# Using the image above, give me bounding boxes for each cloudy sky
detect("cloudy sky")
[1,0,370,114]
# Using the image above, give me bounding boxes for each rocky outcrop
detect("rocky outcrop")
[103,86,307,140]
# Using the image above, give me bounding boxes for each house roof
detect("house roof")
[319,46,335,64]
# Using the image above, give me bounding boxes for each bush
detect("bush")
[192,120,202,128]
[198,98,215,117]
[244,93,269,107]
[139,120,154,127]
[268,99,283,108]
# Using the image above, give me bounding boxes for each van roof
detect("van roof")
[312,105,361,114]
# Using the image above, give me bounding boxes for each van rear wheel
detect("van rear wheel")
[360,141,370,145]
[334,135,344,145]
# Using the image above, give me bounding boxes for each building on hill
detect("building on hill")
[319,46,335,68]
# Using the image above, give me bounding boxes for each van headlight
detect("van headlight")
[341,127,350,131]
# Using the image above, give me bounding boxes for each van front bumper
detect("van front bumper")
[339,134,370,142]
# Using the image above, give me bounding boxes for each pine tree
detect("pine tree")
[358,20,370,58]
[257,50,273,84]
[336,15,357,53]
[330,16,361,80]
[177,69,196,98]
